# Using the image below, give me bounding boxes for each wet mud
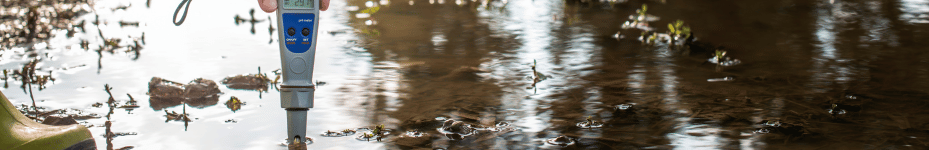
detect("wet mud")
[221,73,271,91]
[147,77,221,110]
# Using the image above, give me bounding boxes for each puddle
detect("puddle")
[3,0,929,149]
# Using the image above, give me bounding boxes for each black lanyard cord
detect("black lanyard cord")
[173,0,192,26]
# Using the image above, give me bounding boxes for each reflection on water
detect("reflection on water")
[2,0,929,149]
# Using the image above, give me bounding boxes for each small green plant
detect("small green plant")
[373,124,384,135]
[714,49,727,61]
[648,32,658,44]
[361,132,375,141]
[585,116,593,123]
[667,20,691,41]
[636,4,647,19]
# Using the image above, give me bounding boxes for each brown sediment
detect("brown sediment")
[222,74,271,91]
[148,77,222,110]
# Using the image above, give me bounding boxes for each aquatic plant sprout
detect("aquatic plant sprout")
[637,4,647,20]
[708,50,741,67]
[667,19,691,41]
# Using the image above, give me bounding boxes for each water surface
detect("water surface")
[3,0,929,149]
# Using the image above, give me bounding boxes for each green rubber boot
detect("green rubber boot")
[0,91,96,150]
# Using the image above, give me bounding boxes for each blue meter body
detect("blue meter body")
[276,0,319,144]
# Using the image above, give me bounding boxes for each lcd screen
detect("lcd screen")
[282,0,314,9]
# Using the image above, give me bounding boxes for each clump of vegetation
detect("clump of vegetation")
[624,4,649,29]
[667,19,691,43]
[361,132,375,139]
[373,124,385,135]
[714,49,726,61]
[224,96,245,112]
[636,4,648,21]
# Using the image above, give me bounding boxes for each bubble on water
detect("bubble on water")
[495,121,510,128]
[615,104,633,110]
[621,21,635,29]
[846,95,858,99]
[707,77,734,82]
[345,6,360,11]
[576,121,604,129]
[612,31,623,40]
[828,109,847,115]
[708,57,741,66]
[405,130,425,137]
[321,130,345,137]
[762,121,781,127]
[438,120,475,137]
[279,137,313,146]
[342,129,357,135]
[753,128,770,134]
[365,1,376,7]
[356,127,372,132]
[546,135,575,146]
[719,59,741,66]
[435,116,448,121]
[355,13,371,19]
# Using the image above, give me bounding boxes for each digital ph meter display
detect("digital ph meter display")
[283,0,314,9]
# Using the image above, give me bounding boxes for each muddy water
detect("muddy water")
[3,0,929,149]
